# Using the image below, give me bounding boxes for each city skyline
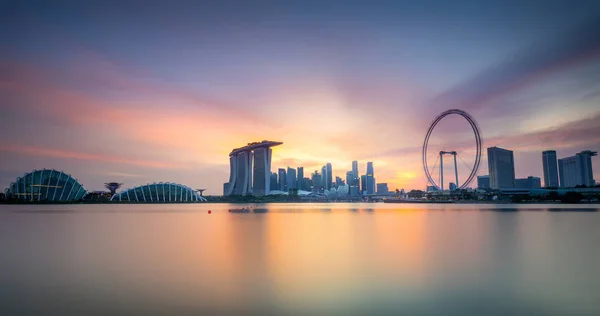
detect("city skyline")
[1,1,600,194]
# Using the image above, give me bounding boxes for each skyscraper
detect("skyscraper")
[225,141,282,196]
[352,160,358,178]
[361,175,367,195]
[346,170,360,196]
[287,167,297,190]
[366,162,375,194]
[278,168,287,191]
[326,163,332,190]
[577,150,597,187]
[487,146,515,189]
[297,167,304,190]
[234,151,252,195]
[542,150,559,188]
[312,170,323,193]
[321,166,327,190]
[270,172,278,191]
[558,150,597,188]
[252,147,272,196]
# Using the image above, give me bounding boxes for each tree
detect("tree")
[546,191,559,201]
[561,191,584,204]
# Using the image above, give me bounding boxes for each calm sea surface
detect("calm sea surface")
[1,203,599,315]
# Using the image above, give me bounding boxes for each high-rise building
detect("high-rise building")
[515,176,541,189]
[346,171,359,196]
[234,151,253,195]
[578,150,597,187]
[312,171,323,193]
[303,178,312,191]
[252,147,272,196]
[361,175,367,195]
[449,182,457,191]
[270,172,278,191]
[558,150,597,188]
[377,183,389,195]
[487,146,515,189]
[326,163,333,190]
[278,168,287,191]
[352,161,359,178]
[321,166,327,190]
[297,167,304,190]
[225,141,282,196]
[287,167,297,190]
[477,175,490,189]
[366,162,375,194]
[542,150,559,188]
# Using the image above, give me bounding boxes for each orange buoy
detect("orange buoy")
[208,210,212,214]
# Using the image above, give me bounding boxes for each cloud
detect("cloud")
[0,143,184,169]
[431,16,600,115]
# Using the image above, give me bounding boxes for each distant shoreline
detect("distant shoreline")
[1,200,599,205]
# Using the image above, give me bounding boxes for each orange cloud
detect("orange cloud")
[0,143,182,169]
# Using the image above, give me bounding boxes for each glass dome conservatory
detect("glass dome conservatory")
[111,182,206,202]
[6,169,87,202]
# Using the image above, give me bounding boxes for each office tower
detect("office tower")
[321,166,327,190]
[558,150,597,187]
[376,183,389,195]
[366,162,375,194]
[326,163,333,190]
[346,171,359,196]
[297,167,304,190]
[270,172,278,191]
[542,150,559,188]
[312,171,323,193]
[477,175,490,189]
[352,160,359,178]
[361,175,367,195]
[303,178,311,191]
[252,147,272,196]
[287,167,297,190]
[577,150,597,187]
[449,182,457,191]
[515,176,542,189]
[487,146,515,189]
[278,168,287,191]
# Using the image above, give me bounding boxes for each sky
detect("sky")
[1,0,600,194]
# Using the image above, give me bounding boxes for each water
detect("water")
[1,203,599,315]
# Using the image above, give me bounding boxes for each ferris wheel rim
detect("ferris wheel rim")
[422,109,482,190]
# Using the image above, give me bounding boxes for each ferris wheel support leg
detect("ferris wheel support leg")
[440,152,444,191]
[453,153,459,190]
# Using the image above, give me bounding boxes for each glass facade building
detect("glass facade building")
[111,183,207,202]
[6,169,87,202]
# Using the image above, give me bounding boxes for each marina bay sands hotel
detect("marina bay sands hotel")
[223,140,283,196]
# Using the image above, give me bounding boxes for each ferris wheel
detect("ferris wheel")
[422,109,482,191]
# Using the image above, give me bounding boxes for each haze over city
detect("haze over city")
[1,0,599,194]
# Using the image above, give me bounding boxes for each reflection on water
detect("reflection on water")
[1,203,599,315]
